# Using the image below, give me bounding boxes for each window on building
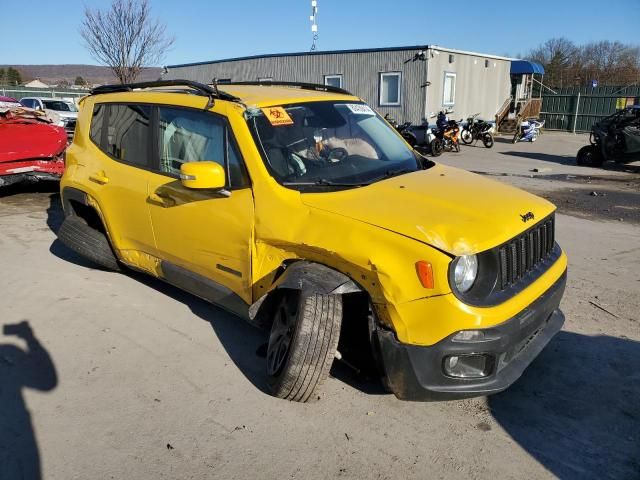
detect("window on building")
[158,107,248,187]
[449,54,455,64]
[324,74,343,89]
[443,72,456,106]
[379,72,401,106]
[485,59,490,68]
[104,104,152,166]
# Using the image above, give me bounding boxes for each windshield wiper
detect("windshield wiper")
[366,168,416,185]
[282,178,370,187]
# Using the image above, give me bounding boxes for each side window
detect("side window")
[379,72,401,106]
[105,104,151,166]
[90,104,106,148]
[21,99,34,108]
[158,107,248,188]
[443,72,456,107]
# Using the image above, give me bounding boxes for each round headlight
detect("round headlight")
[453,255,478,293]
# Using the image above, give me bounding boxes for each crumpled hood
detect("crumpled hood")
[302,163,556,255]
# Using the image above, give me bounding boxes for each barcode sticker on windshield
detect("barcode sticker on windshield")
[262,107,294,126]
[345,104,375,115]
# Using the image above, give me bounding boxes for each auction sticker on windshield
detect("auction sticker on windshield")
[345,104,375,115]
[262,107,294,126]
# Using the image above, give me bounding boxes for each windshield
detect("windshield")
[249,101,424,189]
[43,100,77,112]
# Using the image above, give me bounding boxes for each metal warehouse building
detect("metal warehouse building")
[164,45,513,125]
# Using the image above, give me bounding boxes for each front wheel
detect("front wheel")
[576,145,603,167]
[267,292,342,402]
[482,133,494,148]
[461,129,473,144]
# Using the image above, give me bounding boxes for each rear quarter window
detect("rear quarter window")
[89,103,151,168]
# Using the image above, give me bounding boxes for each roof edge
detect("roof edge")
[166,45,431,69]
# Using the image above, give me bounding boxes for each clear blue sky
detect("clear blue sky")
[2,0,638,65]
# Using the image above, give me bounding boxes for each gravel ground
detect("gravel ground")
[0,132,639,479]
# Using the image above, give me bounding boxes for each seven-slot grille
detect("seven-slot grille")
[499,215,555,290]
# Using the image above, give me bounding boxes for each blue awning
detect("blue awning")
[511,60,545,75]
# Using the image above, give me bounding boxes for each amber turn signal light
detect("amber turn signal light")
[415,261,434,289]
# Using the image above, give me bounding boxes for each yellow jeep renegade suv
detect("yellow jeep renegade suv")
[58,80,567,402]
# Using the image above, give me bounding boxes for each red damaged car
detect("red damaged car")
[0,102,67,188]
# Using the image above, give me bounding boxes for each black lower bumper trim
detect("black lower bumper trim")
[377,271,566,401]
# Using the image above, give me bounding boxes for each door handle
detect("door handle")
[89,171,109,185]
[148,192,176,207]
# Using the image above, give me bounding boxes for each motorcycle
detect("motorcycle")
[384,114,443,157]
[461,113,495,148]
[512,118,544,143]
[431,112,461,153]
[576,105,640,167]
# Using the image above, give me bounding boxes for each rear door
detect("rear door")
[85,102,156,257]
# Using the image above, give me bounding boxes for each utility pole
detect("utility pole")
[310,0,318,51]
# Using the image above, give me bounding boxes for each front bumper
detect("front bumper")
[377,271,566,401]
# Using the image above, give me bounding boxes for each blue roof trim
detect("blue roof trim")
[166,45,430,69]
[511,60,545,75]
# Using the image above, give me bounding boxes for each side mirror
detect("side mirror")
[179,161,227,191]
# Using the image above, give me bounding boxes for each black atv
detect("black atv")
[577,105,640,167]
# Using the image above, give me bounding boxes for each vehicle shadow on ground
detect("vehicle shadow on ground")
[489,331,640,479]
[0,321,57,480]
[0,182,59,199]
[500,150,576,166]
[44,193,388,398]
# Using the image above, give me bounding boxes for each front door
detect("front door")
[146,104,254,304]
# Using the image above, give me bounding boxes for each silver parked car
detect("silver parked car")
[19,97,78,138]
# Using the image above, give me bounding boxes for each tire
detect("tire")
[576,145,604,167]
[430,138,444,157]
[401,131,417,147]
[531,130,539,142]
[482,133,494,148]
[512,132,520,144]
[454,141,460,153]
[57,215,121,271]
[461,129,473,144]
[266,292,342,402]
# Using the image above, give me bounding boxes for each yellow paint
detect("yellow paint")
[179,161,226,190]
[61,86,567,346]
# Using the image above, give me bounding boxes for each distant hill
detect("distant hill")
[1,64,162,86]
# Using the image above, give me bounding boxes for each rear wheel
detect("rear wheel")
[461,129,473,144]
[576,145,603,167]
[267,292,342,402]
[482,133,494,148]
[57,215,120,271]
[401,131,417,147]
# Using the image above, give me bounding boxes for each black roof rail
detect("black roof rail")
[223,80,353,96]
[90,80,241,109]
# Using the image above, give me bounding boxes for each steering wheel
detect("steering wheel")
[325,147,349,163]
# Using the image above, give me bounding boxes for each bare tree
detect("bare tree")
[80,0,174,84]
[528,37,640,88]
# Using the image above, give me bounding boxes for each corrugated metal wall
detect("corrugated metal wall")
[166,49,429,123]
[541,86,640,132]
[166,48,512,125]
